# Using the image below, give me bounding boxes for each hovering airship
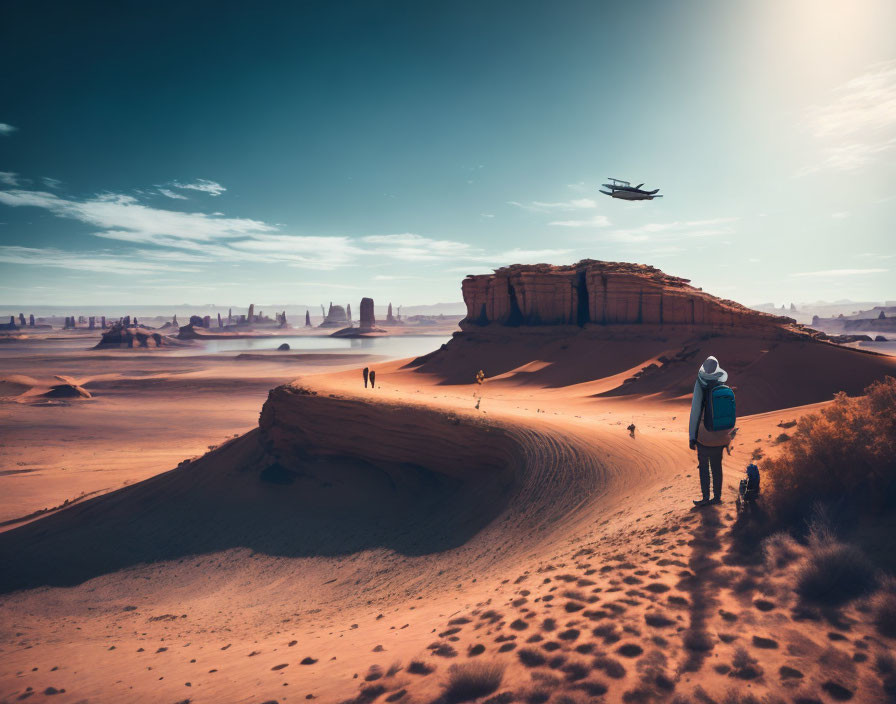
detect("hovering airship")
[600,178,663,201]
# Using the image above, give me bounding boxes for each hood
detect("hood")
[697,355,728,387]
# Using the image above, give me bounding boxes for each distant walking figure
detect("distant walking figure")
[363,366,369,388]
[369,370,376,389]
[689,356,736,506]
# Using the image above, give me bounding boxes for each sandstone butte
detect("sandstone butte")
[461,259,793,329]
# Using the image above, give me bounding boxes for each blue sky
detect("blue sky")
[1,0,894,307]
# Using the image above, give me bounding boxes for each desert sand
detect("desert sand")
[2,268,895,704]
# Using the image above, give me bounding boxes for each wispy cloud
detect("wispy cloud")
[361,233,473,261]
[0,189,275,246]
[41,177,62,189]
[509,198,597,213]
[0,171,21,187]
[490,248,574,263]
[169,179,226,196]
[603,217,737,242]
[548,214,611,228]
[0,181,585,275]
[0,123,17,136]
[796,139,896,176]
[158,187,188,200]
[799,59,896,175]
[791,268,888,278]
[374,274,423,281]
[808,59,896,138]
[229,234,362,269]
[0,246,202,274]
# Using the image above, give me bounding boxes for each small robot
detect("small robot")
[736,463,761,513]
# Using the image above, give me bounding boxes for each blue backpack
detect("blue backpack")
[703,381,736,431]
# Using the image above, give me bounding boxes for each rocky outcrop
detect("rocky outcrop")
[95,322,163,348]
[319,303,348,328]
[812,314,896,334]
[43,381,91,399]
[331,297,386,337]
[386,303,402,324]
[461,260,791,329]
[360,297,376,331]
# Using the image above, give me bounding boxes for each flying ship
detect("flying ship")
[600,178,663,201]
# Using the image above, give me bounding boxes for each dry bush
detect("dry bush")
[442,661,505,703]
[763,532,803,570]
[764,376,896,525]
[795,525,878,605]
[871,578,896,638]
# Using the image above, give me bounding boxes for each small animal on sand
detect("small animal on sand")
[363,367,369,388]
[369,370,376,388]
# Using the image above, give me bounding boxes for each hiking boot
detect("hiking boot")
[710,497,723,504]
[692,498,710,507]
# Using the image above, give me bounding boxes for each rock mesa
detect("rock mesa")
[461,260,791,329]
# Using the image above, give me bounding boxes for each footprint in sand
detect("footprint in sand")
[593,655,626,678]
[751,636,778,649]
[821,681,854,701]
[518,648,547,667]
[644,612,675,628]
[406,660,434,675]
[779,665,803,680]
[616,643,643,658]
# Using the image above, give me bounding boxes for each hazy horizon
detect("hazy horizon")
[1,1,894,307]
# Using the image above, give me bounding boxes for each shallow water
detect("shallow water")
[199,334,451,358]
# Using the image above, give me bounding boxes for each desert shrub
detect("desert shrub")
[764,376,896,525]
[763,532,803,569]
[442,662,505,703]
[795,526,877,605]
[871,578,896,638]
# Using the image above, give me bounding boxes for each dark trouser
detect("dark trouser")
[697,443,724,500]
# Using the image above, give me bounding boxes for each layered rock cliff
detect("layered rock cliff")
[461,260,791,329]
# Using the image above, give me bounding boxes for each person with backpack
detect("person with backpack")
[688,356,736,506]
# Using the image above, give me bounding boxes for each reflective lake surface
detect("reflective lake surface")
[200,334,452,358]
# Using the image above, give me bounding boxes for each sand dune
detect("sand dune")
[409,326,896,414]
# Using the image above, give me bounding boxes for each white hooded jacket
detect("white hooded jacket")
[688,356,732,447]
